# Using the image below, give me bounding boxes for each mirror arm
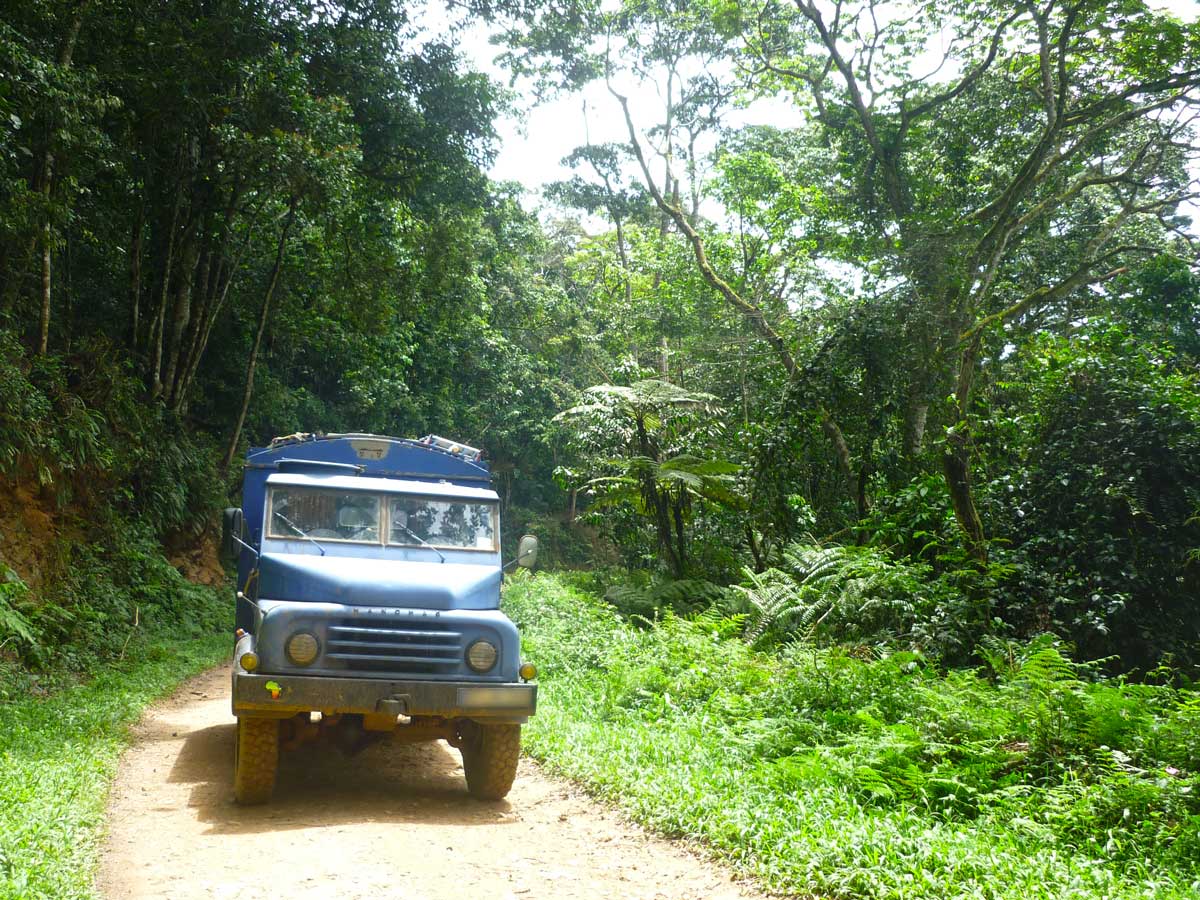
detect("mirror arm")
[502,548,534,571]
[232,533,260,560]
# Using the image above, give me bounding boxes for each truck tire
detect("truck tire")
[234,716,279,804]
[460,722,521,801]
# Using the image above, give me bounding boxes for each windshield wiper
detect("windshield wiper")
[394,522,446,563]
[273,511,326,556]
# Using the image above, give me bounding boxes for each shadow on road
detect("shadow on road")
[169,720,515,836]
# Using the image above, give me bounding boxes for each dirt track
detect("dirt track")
[99,665,767,900]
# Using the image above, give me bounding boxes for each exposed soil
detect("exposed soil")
[99,665,769,900]
[165,530,225,587]
[0,481,60,591]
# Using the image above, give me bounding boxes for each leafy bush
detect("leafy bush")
[723,542,976,655]
[500,505,600,569]
[982,326,1200,671]
[506,574,1200,900]
[0,335,222,537]
[0,336,226,679]
[0,565,36,650]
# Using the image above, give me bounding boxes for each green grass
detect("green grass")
[505,572,1200,900]
[0,625,228,899]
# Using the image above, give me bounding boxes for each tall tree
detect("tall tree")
[732,0,1200,559]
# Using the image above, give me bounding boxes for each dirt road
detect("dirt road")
[99,665,766,900]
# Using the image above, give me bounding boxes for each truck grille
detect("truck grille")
[325,617,463,675]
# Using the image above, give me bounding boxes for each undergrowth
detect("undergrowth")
[0,606,228,900]
[0,333,225,689]
[505,572,1200,900]
[0,336,234,898]
[0,539,226,698]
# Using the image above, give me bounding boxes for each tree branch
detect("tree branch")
[609,81,799,377]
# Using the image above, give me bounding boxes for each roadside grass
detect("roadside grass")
[505,572,1200,900]
[0,622,227,900]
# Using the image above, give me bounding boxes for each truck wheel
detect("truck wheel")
[234,717,279,805]
[459,722,521,801]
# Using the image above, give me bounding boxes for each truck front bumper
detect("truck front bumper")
[232,670,537,724]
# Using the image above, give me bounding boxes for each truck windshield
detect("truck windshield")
[265,486,497,551]
[267,488,380,543]
[388,496,498,551]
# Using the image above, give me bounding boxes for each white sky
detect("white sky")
[418,1,1200,220]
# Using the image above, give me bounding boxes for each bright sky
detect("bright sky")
[419,1,1200,218]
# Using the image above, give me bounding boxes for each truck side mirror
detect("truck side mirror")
[516,534,539,569]
[220,507,245,566]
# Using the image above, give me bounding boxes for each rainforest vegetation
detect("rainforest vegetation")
[0,0,1198,896]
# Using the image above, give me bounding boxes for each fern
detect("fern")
[1014,645,1080,693]
[734,542,933,647]
[733,567,802,645]
[604,577,724,619]
[0,566,37,648]
[688,605,747,640]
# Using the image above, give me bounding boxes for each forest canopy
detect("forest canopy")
[1,0,1198,674]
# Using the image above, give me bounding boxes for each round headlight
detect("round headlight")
[286,632,319,666]
[466,639,498,672]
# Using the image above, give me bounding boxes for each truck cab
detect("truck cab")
[222,433,537,804]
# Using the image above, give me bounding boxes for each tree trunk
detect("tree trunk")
[820,416,857,512]
[856,464,873,522]
[741,369,749,427]
[170,243,210,410]
[130,204,143,349]
[746,526,764,572]
[147,294,167,394]
[634,413,682,576]
[33,2,87,356]
[63,226,73,350]
[942,432,987,563]
[37,221,51,355]
[149,181,184,396]
[174,256,232,412]
[612,213,633,306]
[222,205,295,472]
[903,400,929,458]
[174,193,246,411]
[942,339,988,563]
[169,252,207,410]
[648,481,682,577]
[161,229,199,399]
[671,498,687,576]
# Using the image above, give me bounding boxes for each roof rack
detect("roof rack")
[418,435,483,462]
[264,431,484,462]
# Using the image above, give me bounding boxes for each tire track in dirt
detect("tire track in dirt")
[99,664,768,900]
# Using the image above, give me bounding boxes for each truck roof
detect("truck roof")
[265,472,500,502]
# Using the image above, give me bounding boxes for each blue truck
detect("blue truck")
[220,433,538,804]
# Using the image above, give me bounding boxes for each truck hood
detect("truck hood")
[257,553,501,610]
